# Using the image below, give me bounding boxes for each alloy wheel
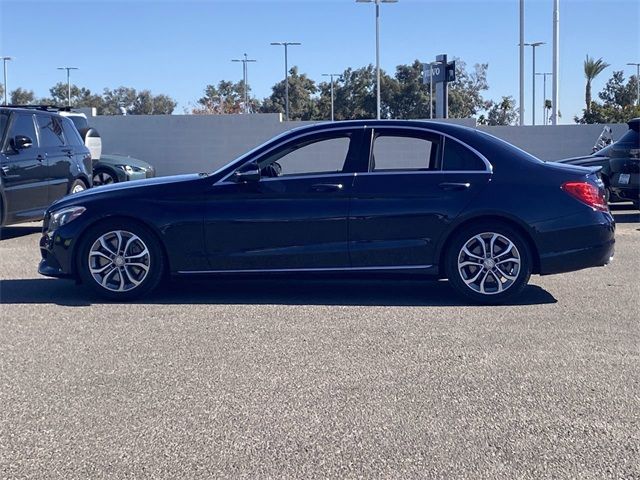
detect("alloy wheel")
[457,232,521,295]
[88,230,151,292]
[71,183,86,194]
[93,171,116,186]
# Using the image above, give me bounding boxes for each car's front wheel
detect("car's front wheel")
[77,219,165,300]
[445,223,532,304]
[93,169,118,187]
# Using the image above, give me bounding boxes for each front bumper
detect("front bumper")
[38,215,89,279]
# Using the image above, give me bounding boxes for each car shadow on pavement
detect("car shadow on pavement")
[0,277,557,307]
[0,226,41,240]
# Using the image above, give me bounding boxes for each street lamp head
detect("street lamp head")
[627,62,640,66]
[1,56,13,61]
[356,0,398,3]
[271,42,301,46]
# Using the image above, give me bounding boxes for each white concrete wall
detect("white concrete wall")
[87,113,629,177]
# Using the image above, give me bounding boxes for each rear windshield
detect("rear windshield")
[475,129,544,165]
[616,128,638,147]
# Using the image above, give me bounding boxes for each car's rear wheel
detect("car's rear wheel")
[93,169,118,186]
[77,219,164,300]
[445,223,532,304]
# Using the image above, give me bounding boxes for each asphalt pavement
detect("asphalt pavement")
[1,206,638,479]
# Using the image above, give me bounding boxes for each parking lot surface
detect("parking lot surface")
[1,206,639,479]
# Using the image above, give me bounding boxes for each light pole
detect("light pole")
[536,72,552,125]
[1,56,12,106]
[525,42,545,125]
[270,42,301,121]
[356,0,398,120]
[322,73,341,121]
[551,0,560,125]
[57,66,78,107]
[627,62,640,106]
[232,53,257,114]
[519,0,525,126]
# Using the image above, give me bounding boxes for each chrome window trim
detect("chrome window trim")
[178,264,433,274]
[216,123,492,186]
[355,170,491,177]
[216,172,355,186]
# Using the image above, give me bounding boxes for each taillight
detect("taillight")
[561,181,608,212]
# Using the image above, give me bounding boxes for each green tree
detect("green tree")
[486,96,519,126]
[575,71,640,123]
[261,66,318,120]
[10,88,36,105]
[448,59,490,118]
[583,55,609,115]
[44,82,103,110]
[316,65,396,120]
[192,80,256,114]
[130,90,176,114]
[101,87,138,114]
[388,60,430,119]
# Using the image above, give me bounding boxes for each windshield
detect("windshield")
[210,128,299,176]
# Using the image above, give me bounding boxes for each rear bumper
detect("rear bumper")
[535,210,615,275]
[539,238,614,275]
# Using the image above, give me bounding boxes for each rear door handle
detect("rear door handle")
[63,149,74,158]
[439,182,471,191]
[311,183,344,192]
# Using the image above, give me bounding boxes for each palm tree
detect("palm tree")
[584,55,609,114]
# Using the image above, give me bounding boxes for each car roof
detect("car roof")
[0,106,62,116]
[284,119,478,136]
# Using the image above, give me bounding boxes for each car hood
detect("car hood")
[99,153,153,169]
[49,173,209,210]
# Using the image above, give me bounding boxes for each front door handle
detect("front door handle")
[36,154,46,162]
[311,183,344,192]
[63,149,74,158]
[439,182,471,191]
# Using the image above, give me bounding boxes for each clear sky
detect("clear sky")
[1,0,638,124]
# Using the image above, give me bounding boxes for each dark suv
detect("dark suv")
[0,106,92,226]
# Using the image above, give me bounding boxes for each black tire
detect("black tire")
[77,219,165,301]
[445,222,532,305]
[69,179,87,195]
[93,169,118,187]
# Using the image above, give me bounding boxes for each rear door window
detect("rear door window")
[369,131,440,171]
[442,138,486,171]
[36,114,66,147]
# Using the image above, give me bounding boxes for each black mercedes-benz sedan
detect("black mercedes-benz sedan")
[38,120,615,304]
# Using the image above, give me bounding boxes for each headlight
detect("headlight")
[48,206,86,231]
[115,164,134,174]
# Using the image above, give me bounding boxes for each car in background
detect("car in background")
[39,120,614,305]
[92,153,156,186]
[0,106,92,226]
[60,110,156,186]
[556,118,639,206]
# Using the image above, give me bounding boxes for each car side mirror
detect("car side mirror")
[234,162,261,183]
[13,135,33,150]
